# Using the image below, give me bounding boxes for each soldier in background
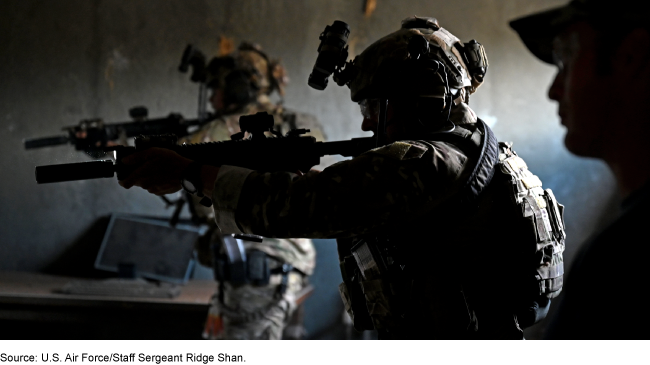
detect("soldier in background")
[183,42,324,340]
[510,0,650,339]
[119,17,565,339]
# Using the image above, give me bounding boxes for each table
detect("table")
[0,271,216,339]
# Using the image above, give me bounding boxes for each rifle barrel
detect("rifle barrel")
[24,113,216,151]
[24,135,70,149]
[35,160,115,184]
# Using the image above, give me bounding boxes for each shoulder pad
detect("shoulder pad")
[421,124,479,154]
[366,141,428,160]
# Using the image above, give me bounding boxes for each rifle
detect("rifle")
[23,106,216,151]
[34,112,375,187]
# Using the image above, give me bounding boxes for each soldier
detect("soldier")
[119,17,566,339]
[510,0,650,338]
[183,42,322,340]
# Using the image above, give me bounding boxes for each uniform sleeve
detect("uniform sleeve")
[212,140,469,238]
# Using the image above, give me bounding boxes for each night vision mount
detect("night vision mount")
[179,44,208,83]
[308,21,357,90]
[179,44,210,122]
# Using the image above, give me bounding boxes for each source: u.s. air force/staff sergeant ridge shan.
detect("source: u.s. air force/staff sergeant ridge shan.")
[1,353,244,364]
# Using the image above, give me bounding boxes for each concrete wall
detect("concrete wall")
[1,0,619,339]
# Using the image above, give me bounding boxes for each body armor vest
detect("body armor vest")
[337,121,565,339]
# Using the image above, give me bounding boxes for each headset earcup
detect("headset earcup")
[223,70,258,106]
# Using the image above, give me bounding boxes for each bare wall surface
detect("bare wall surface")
[1,0,619,339]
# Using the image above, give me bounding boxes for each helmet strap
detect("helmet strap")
[437,63,456,134]
[409,62,456,135]
[376,99,388,148]
[198,82,209,122]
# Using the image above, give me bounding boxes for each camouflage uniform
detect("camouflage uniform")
[209,17,565,339]
[182,43,322,340]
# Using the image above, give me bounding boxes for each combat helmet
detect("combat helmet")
[205,42,289,108]
[343,16,488,104]
[510,0,650,65]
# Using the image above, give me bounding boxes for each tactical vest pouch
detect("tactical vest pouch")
[214,235,274,287]
[359,279,399,330]
[352,240,386,279]
[220,235,248,285]
[540,189,565,297]
[247,250,271,286]
[498,142,565,304]
[338,256,374,331]
[350,240,402,330]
